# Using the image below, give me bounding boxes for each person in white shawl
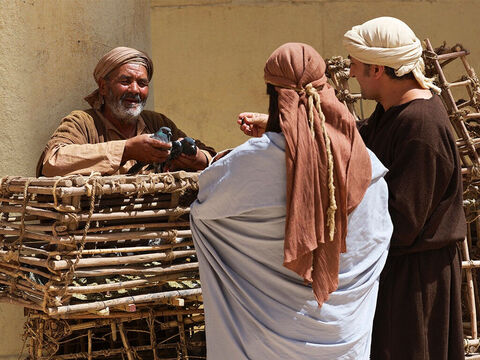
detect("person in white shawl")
[190,43,393,359]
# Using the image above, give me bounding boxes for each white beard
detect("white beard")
[105,90,146,124]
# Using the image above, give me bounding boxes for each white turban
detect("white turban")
[343,17,440,94]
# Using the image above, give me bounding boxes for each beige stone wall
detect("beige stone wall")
[150,0,480,151]
[0,0,152,177]
[0,0,151,357]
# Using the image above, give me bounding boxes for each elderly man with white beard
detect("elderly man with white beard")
[37,47,215,177]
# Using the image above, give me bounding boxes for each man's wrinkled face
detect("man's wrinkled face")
[348,56,377,101]
[101,63,149,123]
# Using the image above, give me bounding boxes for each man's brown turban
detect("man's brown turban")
[264,43,372,307]
[84,46,153,109]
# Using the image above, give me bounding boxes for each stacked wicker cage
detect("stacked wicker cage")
[325,56,362,121]
[422,40,480,357]
[0,172,205,359]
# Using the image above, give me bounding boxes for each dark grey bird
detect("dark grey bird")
[127,127,197,175]
[127,127,173,175]
[152,127,172,143]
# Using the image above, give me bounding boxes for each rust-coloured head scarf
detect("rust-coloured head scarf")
[84,46,154,109]
[264,43,371,307]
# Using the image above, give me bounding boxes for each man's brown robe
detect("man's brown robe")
[37,109,215,177]
[360,94,466,360]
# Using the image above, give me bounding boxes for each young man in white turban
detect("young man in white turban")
[343,17,466,360]
[37,46,215,176]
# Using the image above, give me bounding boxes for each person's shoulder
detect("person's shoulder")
[237,132,285,154]
[140,109,171,122]
[399,95,448,126]
[195,133,286,218]
[395,95,450,137]
[62,109,96,123]
[215,134,284,173]
[396,95,457,156]
[210,133,284,167]
[140,110,175,130]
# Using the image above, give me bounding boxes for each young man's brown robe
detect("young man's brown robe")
[360,94,466,360]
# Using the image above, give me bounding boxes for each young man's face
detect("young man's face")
[100,63,149,123]
[348,56,378,101]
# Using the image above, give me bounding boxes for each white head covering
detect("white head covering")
[343,17,440,94]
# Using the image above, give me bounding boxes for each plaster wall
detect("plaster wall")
[150,0,480,151]
[0,1,151,357]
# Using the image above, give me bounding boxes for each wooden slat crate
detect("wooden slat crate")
[0,171,205,359]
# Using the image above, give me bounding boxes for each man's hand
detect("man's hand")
[237,112,268,137]
[168,145,208,171]
[122,134,171,164]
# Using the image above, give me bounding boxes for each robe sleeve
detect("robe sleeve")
[39,114,126,176]
[385,139,454,249]
[41,142,125,176]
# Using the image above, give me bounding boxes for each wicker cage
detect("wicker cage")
[0,171,205,359]
[422,40,480,357]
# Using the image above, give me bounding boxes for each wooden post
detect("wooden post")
[87,329,92,360]
[176,314,188,360]
[463,234,478,345]
[37,320,44,358]
[111,321,117,342]
[148,314,159,360]
[118,323,134,360]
